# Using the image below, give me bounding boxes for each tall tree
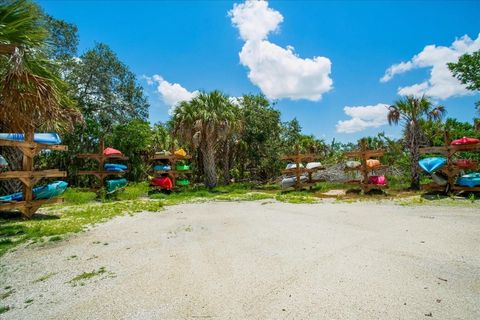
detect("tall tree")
[66,43,148,132]
[172,91,239,188]
[387,96,445,190]
[448,50,480,112]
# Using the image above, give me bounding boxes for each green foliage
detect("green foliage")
[448,50,480,110]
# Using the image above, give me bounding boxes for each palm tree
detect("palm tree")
[387,96,445,189]
[172,91,241,188]
[0,0,78,132]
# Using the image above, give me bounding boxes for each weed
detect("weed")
[49,235,62,242]
[69,267,107,284]
[0,305,10,314]
[0,288,14,300]
[32,273,56,283]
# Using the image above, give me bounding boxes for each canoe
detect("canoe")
[366,159,381,168]
[456,173,480,188]
[0,133,61,145]
[368,175,387,185]
[451,137,480,145]
[104,163,127,172]
[419,157,446,173]
[106,178,127,193]
[345,160,361,169]
[0,181,68,202]
[281,175,307,189]
[306,162,322,169]
[103,147,123,156]
[154,165,171,171]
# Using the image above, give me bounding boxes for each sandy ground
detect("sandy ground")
[1,200,479,320]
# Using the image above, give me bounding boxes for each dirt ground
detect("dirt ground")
[1,200,479,319]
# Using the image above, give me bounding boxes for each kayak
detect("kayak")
[453,159,478,169]
[176,178,190,186]
[0,181,68,202]
[104,163,127,172]
[106,178,127,193]
[451,137,480,145]
[151,176,173,190]
[176,164,190,171]
[345,160,361,169]
[174,148,187,157]
[154,165,171,171]
[281,175,307,189]
[368,175,387,185]
[366,159,381,168]
[457,173,480,188]
[103,147,123,156]
[432,172,448,186]
[0,133,61,145]
[419,157,447,173]
[0,155,8,168]
[306,162,322,169]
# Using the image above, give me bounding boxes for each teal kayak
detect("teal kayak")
[457,173,480,188]
[0,181,68,202]
[0,133,61,145]
[106,178,127,193]
[419,157,446,173]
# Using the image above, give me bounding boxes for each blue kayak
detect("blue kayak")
[154,164,171,171]
[0,155,8,168]
[419,157,447,173]
[0,133,62,145]
[106,178,127,193]
[104,163,127,172]
[0,181,68,202]
[457,173,480,188]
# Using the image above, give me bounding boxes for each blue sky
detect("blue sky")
[38,0,480,143]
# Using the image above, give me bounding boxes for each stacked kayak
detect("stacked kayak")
[368,175,387,185]
[306,162,322,169]
[151,176,173,190]
[345,160,361,169]
[419,157,447,174]
[154,164,171,171]
[366,159,381,168]
[106,178,127,193]
[0,155,8,168]
[176,178,190,186]
[281,175,308,189]
[0,181,68,202]
[457,173,480,188]
[103,147,123,156]
[104,163,127,172]
[451,137,480,145]
[0,133,61,145]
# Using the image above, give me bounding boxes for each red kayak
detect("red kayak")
[103,147,123,156]
[451,137,480,145]
[151,176,173,190]
[454,159,478,169]
[368,175,387,185]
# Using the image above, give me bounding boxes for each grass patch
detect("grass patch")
[0,199,163,256]
[32,273,56,284]
[69,267,107,284]
[0,288,14,300]
[0,305,10,314]
[63,188,97,205]
[116,182,149,201]
[275,191,318,204]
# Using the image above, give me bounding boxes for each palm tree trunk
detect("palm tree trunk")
[410,123,420,190]
[223,141,231,185]
[202,143,217,188]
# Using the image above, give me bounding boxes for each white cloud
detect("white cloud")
[229,0,333,101]
[381,33,480,100]
[336,103,390,134]
[145,75,199,113]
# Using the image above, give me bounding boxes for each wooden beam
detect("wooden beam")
[0,169,66,180]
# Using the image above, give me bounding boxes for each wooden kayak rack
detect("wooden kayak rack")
[77,138,129,190]
[149,148,192,190]
[343,140,388,193]
[419,133,480,193]
[281,144,325,190]
[0,129,67,218]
